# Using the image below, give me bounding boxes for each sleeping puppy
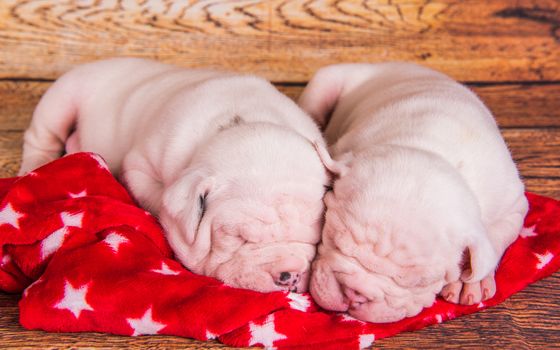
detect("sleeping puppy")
[299,63,528,322]
[19,58,331,293]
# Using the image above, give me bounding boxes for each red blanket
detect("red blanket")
[1,153,559,349]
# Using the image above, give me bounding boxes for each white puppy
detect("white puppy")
[299,63,528,322]
[19,58,331,293]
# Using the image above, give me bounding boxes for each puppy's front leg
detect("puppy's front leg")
[485,194,529,258]
[121,152,164,214]
[442,195,528,305]
[442,271,497,306]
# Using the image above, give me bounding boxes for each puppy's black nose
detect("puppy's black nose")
[274,271,301,290]
[279,272,291,282]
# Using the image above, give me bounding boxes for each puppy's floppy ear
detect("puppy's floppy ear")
[313,141,352,177]
[461,228,499,283]
[162,169,214,245]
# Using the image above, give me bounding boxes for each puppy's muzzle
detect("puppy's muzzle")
[343,286,368,309]
[274,271,302,292]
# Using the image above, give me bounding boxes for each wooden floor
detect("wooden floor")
[1,1,559,348]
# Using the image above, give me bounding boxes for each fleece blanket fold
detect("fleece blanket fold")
[0,153,559,349]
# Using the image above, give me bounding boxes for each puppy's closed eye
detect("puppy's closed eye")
[324,185,333,192]
[194,193,209,233]
[199,194,207,218]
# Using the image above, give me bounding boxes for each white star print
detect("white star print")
[206,330,218,340]
[340,313,365,323]
[151,262,181,276]
[40,211,85,260]
[286,292,310,312]
[477,302,485,309]
[359,333,375,349]
[104,233,129,253]
[54,280,94,318]
[535,251,553,270]
[0,203,25,229]
[248,314,286,349]
[90,154,109,171]
[435,314,443,323]
[127,307,166,336]
[69,190,87,199]
[60,211,84,228]
[41,227,69,259]
[520,225,538,238]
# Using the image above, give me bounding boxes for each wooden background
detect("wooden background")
[0,0,559,348]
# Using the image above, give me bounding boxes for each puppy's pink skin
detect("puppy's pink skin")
[20,58,329,292]
[300,63,528,322]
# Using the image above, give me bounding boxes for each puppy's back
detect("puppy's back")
[316,63,525,227]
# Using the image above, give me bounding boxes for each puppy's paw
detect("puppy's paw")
[440,273,496,305]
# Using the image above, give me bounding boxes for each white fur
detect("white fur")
[20,58,330,293]
[300,63,528,322]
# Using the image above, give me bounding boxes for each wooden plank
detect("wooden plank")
[504,128,560,179]
[0,81,46,131]
[0,131,21,177]
[1,273,559,348]
[0,128,559,199]
[0,1,559,82]
[378,274,560,349]
[523,177,560,200]
[0,292,231,349]
[472,84,560,129]
[1,1,558,348]
[2,81,560,131]
[278,84,560,129]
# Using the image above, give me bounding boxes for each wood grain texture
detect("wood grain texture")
[1,80,559,196]
[2,128,558,197]
[2,81,560,131]
[0,0,559,82]
[0,292,233,349]
[1,273,559,349]
[281,83,560,129]
[0,131,22,177]
[0,0,559,348]
[0,80,559,348]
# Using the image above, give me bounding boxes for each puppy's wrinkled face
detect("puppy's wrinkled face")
[309,153,488,322]
[310,196,460,322]
[206,194,323,292]
[160,124,330,292]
